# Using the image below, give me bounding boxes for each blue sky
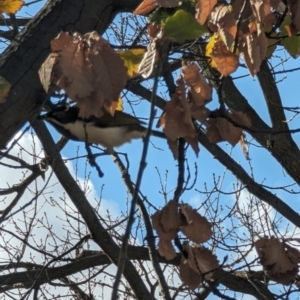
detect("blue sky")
[1,1,300,299]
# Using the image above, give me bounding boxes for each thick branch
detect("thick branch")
[129,81,300,228]
[191,45,300,185]
[197,129,300,228]
[257,61,290,133]
[0,247,275,299]
[0,0,139,149]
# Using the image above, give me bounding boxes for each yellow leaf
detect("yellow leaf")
[205,34,217,68]
[118,48,145,77]
[115,97,123,111]
[0,0,24,14]
[0,76,11,103]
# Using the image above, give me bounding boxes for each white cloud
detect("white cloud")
[0,131,121,259]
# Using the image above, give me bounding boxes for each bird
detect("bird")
[39,105,163,153]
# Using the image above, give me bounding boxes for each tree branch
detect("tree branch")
[197,129,300,228]
[0,246,276,300]
[257,61,290,133]
[190,44,300,185]
[0,0,140,149]
[31,120,155,300]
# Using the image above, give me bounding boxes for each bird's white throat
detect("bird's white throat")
[49,118,146,152]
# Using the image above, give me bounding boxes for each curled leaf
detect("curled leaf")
[211,36,239,76]
[182,62,212,107]
[161,200,181,232]
[39,31,128,118]
[152,210,178,241]
[184,243,219,280]
[133,0,158,15]
[196,0,217,25]
[180,204,212,243]
[158,77,199,158]
[158,239,177,260]
[179,256,202,289]
[255,237,299,284]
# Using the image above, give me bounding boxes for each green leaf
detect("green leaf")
[118,48,145,77]
[162,9,207,43]
[149,7,175,25]
[149,1,196,25]
[281,36,300,58]
[279,15,300,58]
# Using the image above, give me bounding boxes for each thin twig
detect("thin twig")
[111,42,162,300]
[112,152,171,300]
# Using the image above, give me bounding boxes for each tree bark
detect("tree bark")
[0,0,140,149]
[0,247,275,300]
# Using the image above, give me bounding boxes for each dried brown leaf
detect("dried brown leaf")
[185,135,201,156]
[206,119,223,143]
[206,110,250,146]
[38,54,58,93]
[180,204,212,243]
[50,31,72,52]
[209,5,230,27]
[133,0,158,15]
[182,62,212,106]
[255,237,297,275]
[158,239,177,260]
[211,37,239,76]
[190,103,210,125]
[270,268,298,285]
[161,200,181,232]
[231,0,253,27]
[57,37,94,99]
[216,116,242,146]
[218,13,237,50]
[167,139,179,159]
[286,244,300,264]
[152,210,178,240]
[48,31,128,118]
[208,6,237,49]
[196,0,217,25]
[239,34,260,75]
[263,0,276,26]
[179,257,202,289]
[250,0,265,24]
[239,132,249,159]
[185,244,219,280]
[158,77,199,157]
[76,91,104,118]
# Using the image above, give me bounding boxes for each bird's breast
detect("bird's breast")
[62,121,146,148]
